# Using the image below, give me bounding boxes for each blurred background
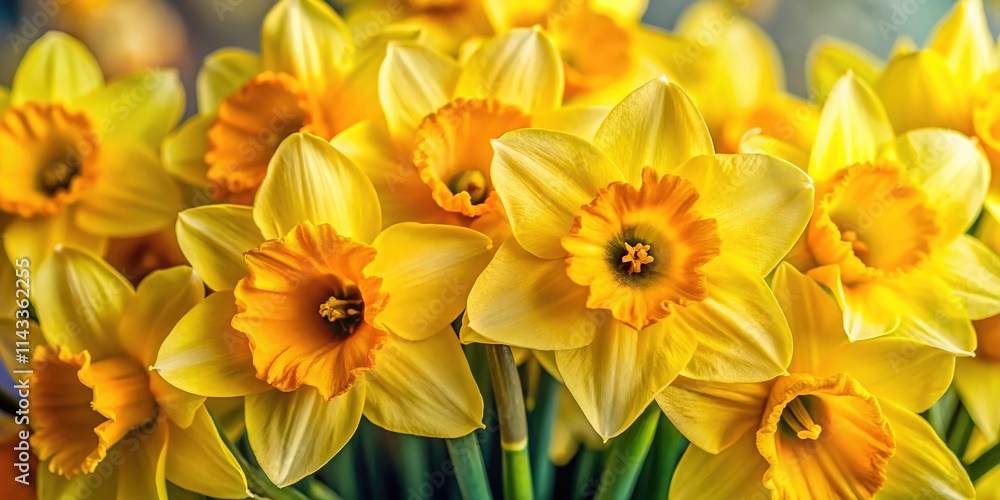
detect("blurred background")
[0,0,988,115]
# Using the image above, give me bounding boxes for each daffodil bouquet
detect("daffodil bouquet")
[2,0,1000,499]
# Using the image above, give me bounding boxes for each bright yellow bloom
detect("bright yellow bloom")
[162,0,415,204]
[157,133,491,486]
[666,263,972,499]
[673,0,819,158]
[0,32,183,266]
[462,77,815,439]
[28,247,248,499]
[766,73,1000,354]
[341,0,493,54]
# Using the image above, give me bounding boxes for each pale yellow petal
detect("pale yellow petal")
[116,424,168,500]
[807,265,901,341]
[594,77,714,184]
[809,73,893,183]
[368,223,493,340]
[165,406,250,499]
[669,431,770,499]
[119,266,203,367]
[672,153,814,276]
[363,329,484,437]
[456,27,563,114]
[954,357,1000,442]
[888,272,978,355]
[35,245,131,359]
[590,0,647,22]
[379,41,461,148]
[162,114,213,186]
[530,105,612,142]
[738,129,810,171]
[75,142,180,238]
[929,235,1000,319]
[11,31,102,105]
[886,129,990,243]
[3,208,107,266]
[771,263,847,375]
[154,290,272,398]
[880,400,976,499]
[253,133,381,242]
[176,204,263,292]
[491,129,623,259]
[196,48,260,112]
[261,0,353,93]
[481,0,556,31]
[808,36,882,103]
[79,69,185,146]
[465,238,596,351]
[876,51,971,134]
[556,320,698,440]
[246,386,364,487]
[656,377,771,454]
[927,0,997,88]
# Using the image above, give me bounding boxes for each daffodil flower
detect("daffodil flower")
[463,77,815,440]
[28,247,248,500]
[773,73,1000,354]
[0,32,183,266]
[162,0,416,204]
[665,263,972,499]
[156,133,492,486]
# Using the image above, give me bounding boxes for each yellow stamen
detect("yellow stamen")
[783,398,822,440]
[448,170,489,205]
[319,296,364,323]
[621,242,654,275]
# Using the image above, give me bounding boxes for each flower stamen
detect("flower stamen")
[782,397,822,440]
[621,242,654,275]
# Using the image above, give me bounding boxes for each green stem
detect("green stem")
[635,414,686,499]
[319,438,360,500]
[212,415,309,500]
[399,434,429,498]
[528,369,559,500]
[304,478,344,500]
[487,344,534,499]
[447,432,493,500]
[924,386,958,439]
[968,439,1000,483]
[946,403,975,460]
[594,404,660,500]
[572,447,601,499]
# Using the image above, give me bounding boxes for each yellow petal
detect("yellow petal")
[120,266,203,367]
[491,129,623,259]
[809,73,893,183]
[556,320,698,440]
[79,69,185,146]
[656,377,771,454]
[880,400,976,499]
[929,235,1000,319]
[3,208,107,266]
[116,424,169,500]
[771,263,848,375]
[927,0,997,89]
[176,204,263,292]
[35,245,131,359]
[74,142,180,237]
[11,31,102,106]
[363,329,484,437]
[669,431,770,499]
[876,51,971,134]
[162,114,213,186]
[481,0,556,31]
[0,86,9,114]
[261,0,352,94]
[808,36,883,103]
[808,264,901,341]
[253,133,381,242]
[155,290,272,398]
[672,153,814,276]
[955,357,1000,442]
[196,48,260,111]
[165,406,249,499]
[368,223,493,340]
[38,464,118,499]
[889,272,978,355]
[675,257,793,383]
[593,77,714,184]
[738,129,810,171]
[886,128,990,243]
[246,386,364,487]
[456,27,564,114]
[531,106,612,142]
[379,41,461,148]
[465,238,597,351]
[590,0,647,22]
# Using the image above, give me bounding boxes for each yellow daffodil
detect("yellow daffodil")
[666,263,972,498]
[765,73,1000,354]
[340,0,493,54]
[0,32,183,266]
[462,77,815,440]
[673,0,819,158]
[28,247,248,499]
[810,0,1000,216]
[156,132,491,486]
[162,0,415,204]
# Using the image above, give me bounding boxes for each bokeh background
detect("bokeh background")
[0,0,988,114]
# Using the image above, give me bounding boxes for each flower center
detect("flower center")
[0,103,100,217]
[807,162,939,283]
[758,373,896,498]
[413,98,531,217]
[206,71,325,204]
[562,167,721,330]
[547,3,632,99]
[233,221,388,400]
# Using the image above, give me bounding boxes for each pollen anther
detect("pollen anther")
[783,398,823,440]
[319,296,364,322]
[621,242,654,274]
